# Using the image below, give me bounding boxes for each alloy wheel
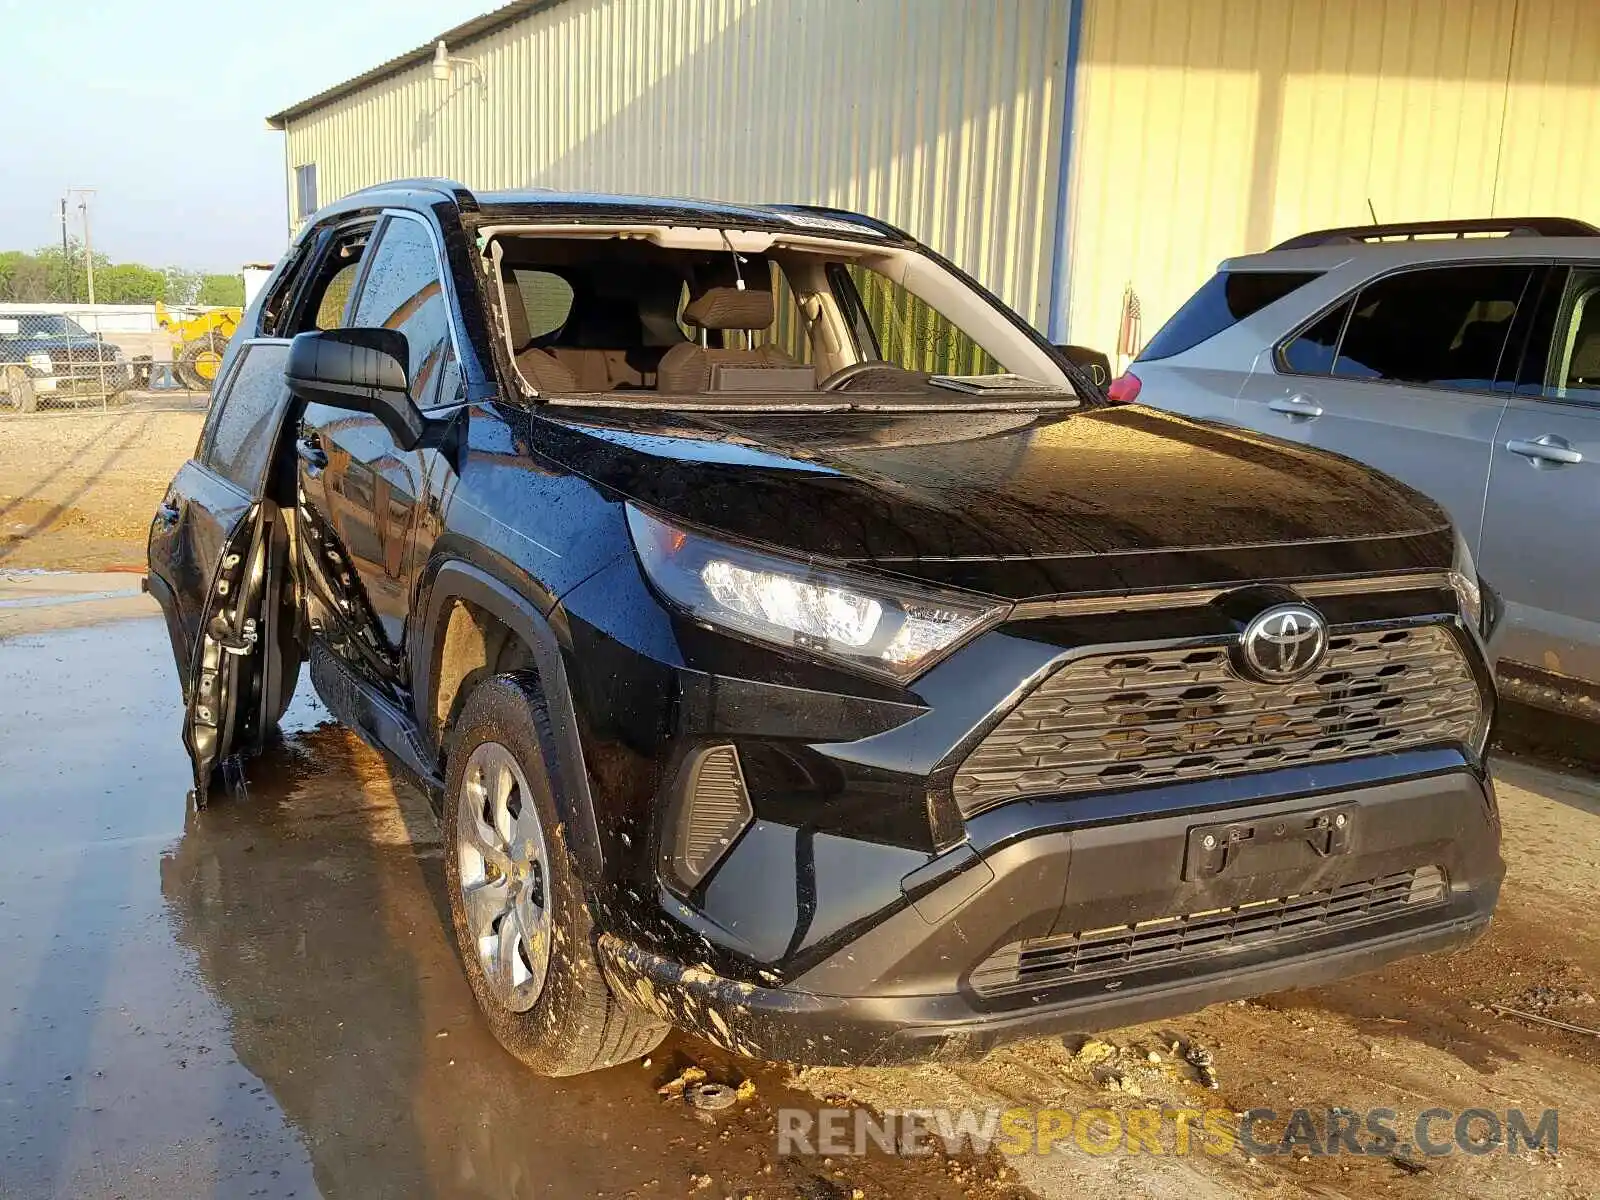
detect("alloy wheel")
[455,741,553,1012]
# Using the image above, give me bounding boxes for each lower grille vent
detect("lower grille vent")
[970,866,1447,997]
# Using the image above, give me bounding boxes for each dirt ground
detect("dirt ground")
[3,409,1598,1199]
[796,756,1600,1199]
[0,405,205,571]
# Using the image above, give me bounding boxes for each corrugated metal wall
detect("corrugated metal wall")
[1067,0,1600,359]
[282,0,1073,328]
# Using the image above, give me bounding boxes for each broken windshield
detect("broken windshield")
[484,229,1077,405]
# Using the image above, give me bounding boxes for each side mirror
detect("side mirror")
[286,328,426,449]
[1053,343,1112,391]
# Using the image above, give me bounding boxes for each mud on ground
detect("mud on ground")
[794,757,1600,1199]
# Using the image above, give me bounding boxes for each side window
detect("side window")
[315,260,363,329]
[193,354,242,459]
[1280,303,1350,375]
[201,343,291,494]
[1332,265,1534,391]
[510,269,575,338]
[289,227,372,335]
[352,217,455,407]
[295,164,318,222]
[1142,271,1324,362]
[1549,269,1600,401]
[845,265,1000,376]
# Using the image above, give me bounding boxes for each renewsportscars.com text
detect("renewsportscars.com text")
[777,1105,1558,1159]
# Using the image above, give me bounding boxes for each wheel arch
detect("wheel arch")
[415,557,606,883]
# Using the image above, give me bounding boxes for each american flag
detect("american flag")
[1117,284,1143,359]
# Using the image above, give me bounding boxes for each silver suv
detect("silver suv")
[1121,218,1600,718]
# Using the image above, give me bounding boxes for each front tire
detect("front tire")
[442,674,668,1075]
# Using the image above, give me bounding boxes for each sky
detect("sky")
[0,0,490,273]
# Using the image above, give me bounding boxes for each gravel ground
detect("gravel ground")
[0,404,206,570]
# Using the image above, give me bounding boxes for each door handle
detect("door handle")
[1506,434,1583,466]
[296,438,329,473]
[154,500,180,528]
[1269,394,1323,420]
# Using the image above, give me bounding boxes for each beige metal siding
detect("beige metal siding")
[282,0,1072,327]
[1494,0,1600,217]
[1068,0,1600,358]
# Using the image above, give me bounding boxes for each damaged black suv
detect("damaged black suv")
[147,180,1503,1076]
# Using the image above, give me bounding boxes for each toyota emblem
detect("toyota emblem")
[1237,603,1328,682]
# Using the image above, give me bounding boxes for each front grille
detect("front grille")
[970,866,1447,997]
[953,624,1481,812]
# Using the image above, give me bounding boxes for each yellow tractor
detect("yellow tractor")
[155,302,242,391]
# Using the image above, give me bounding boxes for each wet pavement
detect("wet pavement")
[0,602,1006,1200]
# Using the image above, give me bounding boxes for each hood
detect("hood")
[528,405,1454,601]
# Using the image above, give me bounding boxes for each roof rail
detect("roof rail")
[350,178,479,211]
[1272,217,1600,250]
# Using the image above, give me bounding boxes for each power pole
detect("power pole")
[59,198,70,300]
[67,187,97,305]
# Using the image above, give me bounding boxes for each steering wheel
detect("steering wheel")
[818,361,906,392]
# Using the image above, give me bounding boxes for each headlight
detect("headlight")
[627,505,1006,680]
[1450,531,1483,633]
[25,353,52,373]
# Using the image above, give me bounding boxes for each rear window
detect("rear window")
[511,269,575,338]
[1138,271,1322,361]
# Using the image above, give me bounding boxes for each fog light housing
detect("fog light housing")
[664,744,753,891]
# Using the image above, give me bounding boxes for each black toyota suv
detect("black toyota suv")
[146,180,1503,1076]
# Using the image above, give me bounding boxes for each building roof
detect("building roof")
[265,0,560,129]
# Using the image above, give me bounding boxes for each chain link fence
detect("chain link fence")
[0,306,233,413]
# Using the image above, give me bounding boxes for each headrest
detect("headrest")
[500,269,531,348]
[681,258,774,330]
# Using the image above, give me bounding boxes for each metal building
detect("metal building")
[268,0,1600,353]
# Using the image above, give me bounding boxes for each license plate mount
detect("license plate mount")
[1183,803,1354,881]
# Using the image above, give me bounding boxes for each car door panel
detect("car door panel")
[1236,264,1541,554]
[1478,266,1600,685]
[144,339,299,801]
[1480,401,1600,679]
[293,211,458,698]
[183,501,273,798]
[298,403,422,674]
[148,458,254,662]
[1238,370,1507,551]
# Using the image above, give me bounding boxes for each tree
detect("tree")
[94,262,169,304]
[31,240,110,302]
[0,251,55,302]
[0,244,242,306]
[164,267,202,306]
[196,273,244,307]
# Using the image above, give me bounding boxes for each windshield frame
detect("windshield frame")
[476,222,1081,408]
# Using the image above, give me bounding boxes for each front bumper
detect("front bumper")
[601,760,1502,1065]
[28,363,129,395]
